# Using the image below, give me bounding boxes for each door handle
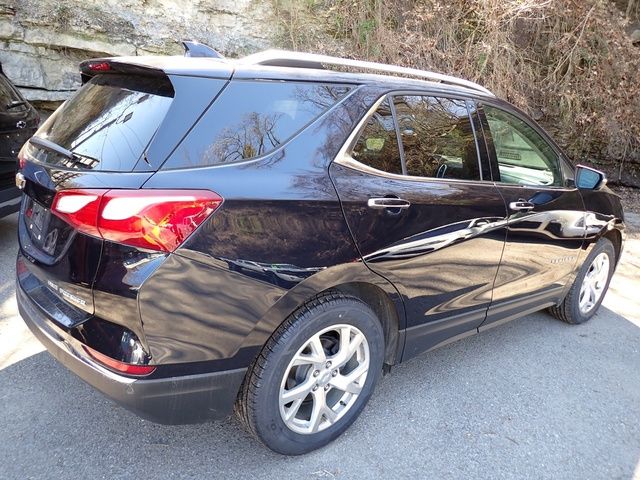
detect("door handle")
[509,200,535,212]
[367,198,411,210]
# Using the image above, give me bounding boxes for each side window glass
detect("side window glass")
[350,98,403,175]
[393,96,480,180]
[163,82,352,169]
[483,105,562,186]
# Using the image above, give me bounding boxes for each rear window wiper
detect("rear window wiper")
[29,136,101,168]
[6,100,27,110]
[29,137,75,160]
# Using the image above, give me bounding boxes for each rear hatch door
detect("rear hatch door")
[18,64,231,329]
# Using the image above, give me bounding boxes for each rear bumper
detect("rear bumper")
[17,282,246,424]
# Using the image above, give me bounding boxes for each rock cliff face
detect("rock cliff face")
[0,0,275,107]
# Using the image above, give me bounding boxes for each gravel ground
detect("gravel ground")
[0,211,639,480]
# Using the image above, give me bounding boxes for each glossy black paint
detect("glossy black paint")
[140,86,403,368]
[15,56,626,422]
[0,68,38,216]
[331,162,507,359]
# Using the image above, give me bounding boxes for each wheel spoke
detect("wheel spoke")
[283,398,304,422]
[309,388,327,433]
[332,327,364,367]
[308,334,327,364]
[290,353,318,367]
[281,378,314,405]
[594,258,602,274]
[330,362,368,394]
[589,284,597,303]
[323,405,338,423]
[579,288,588,309]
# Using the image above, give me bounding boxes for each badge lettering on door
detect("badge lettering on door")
[550,256,576,264]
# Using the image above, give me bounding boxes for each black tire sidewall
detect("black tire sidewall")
[569,239,615,323]
[251,299,385,455]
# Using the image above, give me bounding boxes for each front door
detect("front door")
[476,103,585,328]
[330,93,507,360]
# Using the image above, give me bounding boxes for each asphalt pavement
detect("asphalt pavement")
[1,211,639,479]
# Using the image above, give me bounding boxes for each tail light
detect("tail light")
[83,345,156,376]
[51,189,222,252]
[86,61,111,72]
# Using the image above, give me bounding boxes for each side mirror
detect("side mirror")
[575,164,607,190]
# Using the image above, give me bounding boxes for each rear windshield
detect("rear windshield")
[32,74,174,171]
[162,81,352,169]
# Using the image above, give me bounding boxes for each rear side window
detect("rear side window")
[393,96,480,181]
[162,81,352,169]
[350,98,403,175]
[32,74,173,171]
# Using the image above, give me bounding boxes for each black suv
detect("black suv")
[16,47,625,455]
[0,63,38,217]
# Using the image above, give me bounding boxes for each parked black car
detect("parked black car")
[0,63,38,218]
[16,46,625,455]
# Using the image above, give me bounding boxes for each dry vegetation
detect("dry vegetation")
[272,0,640,186]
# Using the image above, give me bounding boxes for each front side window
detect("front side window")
[393,96,480,181]
[163,81,352,169]
[483,105,561,186]
[350,98,403,175]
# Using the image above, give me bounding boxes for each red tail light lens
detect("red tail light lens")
[83,346,156,376]
[87,61,111,72]
[52,189,106,237]
[18,154,26,170]
[51,189,222,252]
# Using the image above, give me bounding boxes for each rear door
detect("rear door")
[476,102,585,328]
[330,92,507,360]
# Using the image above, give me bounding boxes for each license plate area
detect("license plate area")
[24,196,51,249]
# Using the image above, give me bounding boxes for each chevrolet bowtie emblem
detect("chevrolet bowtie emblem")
[15,171,26,190]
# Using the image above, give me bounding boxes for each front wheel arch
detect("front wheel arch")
[603,228,623,264]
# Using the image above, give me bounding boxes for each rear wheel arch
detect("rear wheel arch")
[240,262,406,371]
[331,282,402,366]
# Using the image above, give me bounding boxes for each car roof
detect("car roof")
[86,50,494,100]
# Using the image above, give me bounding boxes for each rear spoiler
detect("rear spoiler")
[80,40,225,85]
[79,59,167,85]
[181,40,223,59]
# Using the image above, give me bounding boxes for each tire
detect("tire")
[236,291,385,455]
[548,238,616,324]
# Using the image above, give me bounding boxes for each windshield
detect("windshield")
[31,74,174,171]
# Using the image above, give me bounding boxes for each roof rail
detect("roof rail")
[181,40,224,59]
[240,49,493,96]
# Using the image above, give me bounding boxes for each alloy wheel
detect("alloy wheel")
[279,324,370,434]
[578,252,610,314]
